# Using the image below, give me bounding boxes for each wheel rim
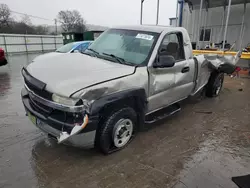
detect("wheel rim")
[215,78,223,95]
[113,119,133,148]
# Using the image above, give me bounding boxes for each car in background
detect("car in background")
[56,41,93,53]
[0,48,8,67]
[32,41,93,62]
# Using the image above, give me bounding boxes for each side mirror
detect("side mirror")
[154,55,176,68]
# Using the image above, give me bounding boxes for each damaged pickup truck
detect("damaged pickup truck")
[21,25,241,154]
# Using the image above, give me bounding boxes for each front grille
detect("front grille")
[22,68,85,132]
[25,79,52,100]
[28,95,83,134]
[26,88,84,126]
[30,97,53,114]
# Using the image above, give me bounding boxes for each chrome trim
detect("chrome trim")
[24,84,85,113]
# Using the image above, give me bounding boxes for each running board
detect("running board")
[145,103,181,124]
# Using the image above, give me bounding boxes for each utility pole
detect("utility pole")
[140,0,144,25]
[176,0,179,26]
[222,0,232,51]
[55,19,58,35]
[196,0,204,49]
[156,0,160,25]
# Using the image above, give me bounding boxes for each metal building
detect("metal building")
[169,17,178,26]
[177,0,250,50]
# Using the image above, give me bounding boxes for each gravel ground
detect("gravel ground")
[1,53,250,188]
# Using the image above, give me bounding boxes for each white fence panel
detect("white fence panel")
[26,37,41,44]
[0,34,63,54]
[7,45,26,53]
[27,45,43,52]
[5,36,24,44]
[43,44,55,50]
[0,36,4,45]
[42,37,55,44]
[56,37,62,43]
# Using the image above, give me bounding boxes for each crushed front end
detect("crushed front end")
[21,68,98,148]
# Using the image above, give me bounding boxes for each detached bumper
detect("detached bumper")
[21,87,98,148]
[36,116,96,148]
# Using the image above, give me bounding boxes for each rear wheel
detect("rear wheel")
[206,72,224,97]
[97,107,137,154]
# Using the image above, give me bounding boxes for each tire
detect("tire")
[97,107,137,154]
[206,72,224,97]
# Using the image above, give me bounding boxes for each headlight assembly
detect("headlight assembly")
[52,94,80,106]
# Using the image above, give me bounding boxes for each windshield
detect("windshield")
[56,42,75,53]
[88,29,159,65]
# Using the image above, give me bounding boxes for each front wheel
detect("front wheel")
[206,72,224,97]
[97,107,137,154]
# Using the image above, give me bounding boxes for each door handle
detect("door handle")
[181,67,190,73]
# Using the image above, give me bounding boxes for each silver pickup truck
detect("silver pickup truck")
[21,25,240,154]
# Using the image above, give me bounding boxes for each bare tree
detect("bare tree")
[21,14,32,26]
[58,10,86,32]
[0,3,48,35]
[0,4,12,26]
[35,25,48,35]
[17,14,34,34]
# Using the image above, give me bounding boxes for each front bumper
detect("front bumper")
[21,87,98,148]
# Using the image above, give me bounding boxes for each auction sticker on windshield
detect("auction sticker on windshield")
[136,34,154,40]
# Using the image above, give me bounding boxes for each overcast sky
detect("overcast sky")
[0,0,177,26]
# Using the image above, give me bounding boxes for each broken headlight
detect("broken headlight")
[52,94,80,106]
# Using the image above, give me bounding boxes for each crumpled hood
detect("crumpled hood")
[26,53,135,97]
[32,52,63,61]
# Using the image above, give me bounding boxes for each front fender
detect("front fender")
[89,88,147,115]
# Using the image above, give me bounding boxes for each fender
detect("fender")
[89,88,148,130]
[89,88,147,115]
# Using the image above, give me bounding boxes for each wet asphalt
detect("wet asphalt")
[1,53,250,188]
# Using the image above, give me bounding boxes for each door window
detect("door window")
[159,33,185,61]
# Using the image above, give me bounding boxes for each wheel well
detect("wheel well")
[206,71,224,97]
[98,96,145,127]
[94,96,145,147]
[94,96,146,144]
[207,71,223,86]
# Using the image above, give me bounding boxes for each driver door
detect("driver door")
[147,32,189,113]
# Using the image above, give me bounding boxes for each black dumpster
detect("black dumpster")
[62,30,105,45]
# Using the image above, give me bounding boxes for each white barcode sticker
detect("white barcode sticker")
[136,34,154,40]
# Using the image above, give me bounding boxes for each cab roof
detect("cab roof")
[113,25,191,45]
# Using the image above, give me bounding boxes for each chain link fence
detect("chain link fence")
[0,33,63,54]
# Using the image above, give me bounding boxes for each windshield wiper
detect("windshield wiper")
[81,51,94,57]
[87,48,99,57]
[102,53,134,66]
